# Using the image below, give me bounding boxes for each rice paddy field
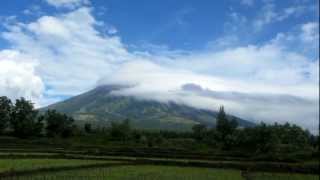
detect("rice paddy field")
[0,164,318,180]
[0,159,123,173]
[0,138,318,180]
[1,165,244,180]
[0,154,318,180]
[250,172,319,180]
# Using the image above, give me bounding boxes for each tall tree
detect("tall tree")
[216,106,238,141]
[0,96,12,134]
[10,98,43,138]
[84,123,92,133]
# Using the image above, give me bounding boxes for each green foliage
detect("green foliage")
[84,123,92,133]
[231,122,313,157]
[10,98,43,138]
[110,119,131,141]
[0,96,12,134]
[192,124,207,141]
[214,106,238,149]
[251,172,318,180]
[216,106,238,141]
[0,159,115,173]
[43,110,75,138]
[6,165,244,180]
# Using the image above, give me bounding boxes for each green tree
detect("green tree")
[10,98,43,138]
[44,110,74,137]
[110,119,131,141]
[216,106,238,141]
[84,123,92,133]
[0,96,12,134]
[254,123,280,153]
[192,124,207,141]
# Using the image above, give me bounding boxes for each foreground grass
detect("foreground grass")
[0,159,317,180]
[3,165,244,180]
[251,172,319,180]
[0,159,121,173]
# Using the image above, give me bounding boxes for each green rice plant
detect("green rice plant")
[0,159,121,173]
[251,172,318,180]
[3,165,245,180]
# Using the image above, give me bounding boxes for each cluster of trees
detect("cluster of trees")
[0,96,318,156]
[85,106,318,155]
[0,96,75,138]
[105,119,171,147]
[192,106,238,146]
[191,106,318,154]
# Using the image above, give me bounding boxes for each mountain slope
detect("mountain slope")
[43,85,255,131]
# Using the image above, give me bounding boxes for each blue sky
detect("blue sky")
[0,0,319,132]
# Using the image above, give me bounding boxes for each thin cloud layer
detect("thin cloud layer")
[45,0,90,9]
[181,83,318,132]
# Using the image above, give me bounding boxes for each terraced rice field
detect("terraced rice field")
[1,165,245,180]
[0,143,317,180]
[0,159,123,173]
[250,172,319,180]
[1,163,318,180]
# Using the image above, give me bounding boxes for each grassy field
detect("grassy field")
[1,165,245,180]
[0,137,318,180]
[0,159,122,173]
[2,165,319,180]
[250,172,319,180]
[0,153,318,179]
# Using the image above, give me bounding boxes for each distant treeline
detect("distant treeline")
[0,96,318,159]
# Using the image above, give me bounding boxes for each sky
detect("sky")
[0,0,319,133]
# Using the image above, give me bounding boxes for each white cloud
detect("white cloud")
[174,43,318,92]
[277,6,307,20]
[253,2,314,31]
[107,26,118,35]
[23,5,44,16]
[301,22,319,42]
[28,16,71,38]
[240,0,254,7]
[2,7,130,100]
[181,83,318,132]
[253,3,277,31]
[0,50,44,107]
[45,0,90,9]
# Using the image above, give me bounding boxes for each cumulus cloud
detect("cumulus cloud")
[45,0,90,9]
[2,7,130,99]
[0,50,44,106]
